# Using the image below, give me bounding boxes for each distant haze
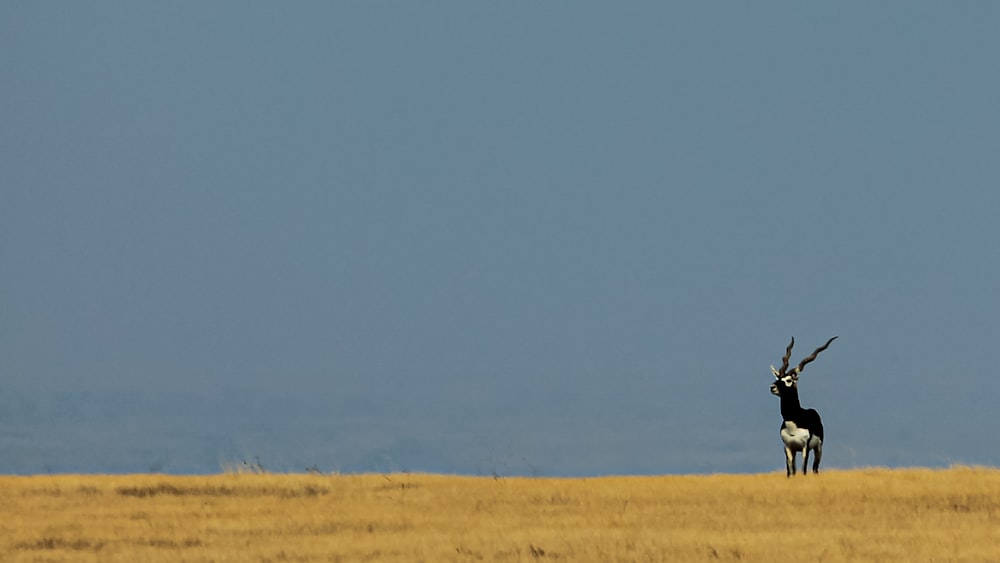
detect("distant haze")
[2,3,999,475]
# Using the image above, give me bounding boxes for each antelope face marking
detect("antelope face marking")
[770,375,796,397]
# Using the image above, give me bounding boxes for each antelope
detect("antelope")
[769,336,837,477]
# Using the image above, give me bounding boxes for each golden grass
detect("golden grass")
[2,467,999,562]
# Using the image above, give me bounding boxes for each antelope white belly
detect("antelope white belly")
[780,421,820,449]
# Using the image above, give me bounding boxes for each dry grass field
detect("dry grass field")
[1,466,999,562]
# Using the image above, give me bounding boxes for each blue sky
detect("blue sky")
[2,3,999,475]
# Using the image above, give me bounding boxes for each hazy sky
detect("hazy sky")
[3,3,1000,475]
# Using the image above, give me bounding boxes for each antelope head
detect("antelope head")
[770,336,838,396]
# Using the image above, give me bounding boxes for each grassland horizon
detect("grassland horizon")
[2,466,998,562]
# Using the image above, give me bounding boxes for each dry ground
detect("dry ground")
[2,466,999,562]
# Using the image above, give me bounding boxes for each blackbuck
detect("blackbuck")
[769,336,837,477]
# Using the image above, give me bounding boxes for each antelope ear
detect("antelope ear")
[771,365,780,378]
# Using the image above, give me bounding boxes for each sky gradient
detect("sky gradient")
[3,2,1000,475]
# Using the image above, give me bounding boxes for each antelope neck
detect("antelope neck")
[778,384,804,420]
